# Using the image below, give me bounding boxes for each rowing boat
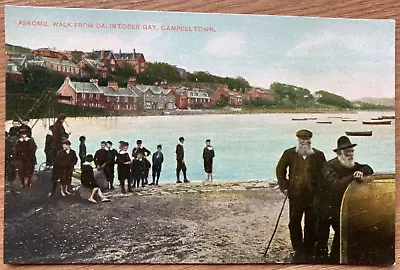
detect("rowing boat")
[342,119,357,122]
[380,115,395,120]
[340,173,395,265]
[362,120,391,125]
[345,131,372,137]
[316,121,332,124]
[292,118,308,121]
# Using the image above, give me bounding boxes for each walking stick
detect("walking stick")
[263,192,288,257]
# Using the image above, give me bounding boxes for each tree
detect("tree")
[315,90,353,108]
[213,95,229,108]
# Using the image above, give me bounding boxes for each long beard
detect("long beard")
[338,155,355,168]
[296,144,314,156]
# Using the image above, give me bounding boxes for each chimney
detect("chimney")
[108,81,119,91]
[128,77,136,88]
[119,49,122,57]
[100,50,104,59]
[89,78,99,86]
[133,48,136,56]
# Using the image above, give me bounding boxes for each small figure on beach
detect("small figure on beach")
[143,152,151,185]
[8,119,20,137]
[132,139,151,159]
[13,128,37,188]
[44,125,54,169]
[19,118,32,138]
[78,136,87,167]
[94,141,108,169]
[81,154,110,203]
[176,137,189,184]
[203,139,215,181]
[105,141,118,190]
[116,141,131,194]
[150,144,164,186]
[56,140,78,197]
[51,114,67,160]
[276,129,326,263]
[313,136,373,264]
[131,151,146,189]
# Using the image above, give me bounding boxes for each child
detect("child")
[131,152,146,189]
[56,140,78,196]
[202,139,215,181]
[116,141,131,194]
[13,129,37,188]
[150,144,164,185]
[44,125,54,169]
[81,154,110,203]
[78,136,87,167]
[143,152,151,185]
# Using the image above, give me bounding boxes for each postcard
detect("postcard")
[4,5,395,265]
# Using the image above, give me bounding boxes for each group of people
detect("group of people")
[276,129,373,264]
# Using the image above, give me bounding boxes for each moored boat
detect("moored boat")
[292,118,308,121]
[380,115,395,120]
[316,121,332,124]
[328,116,342,119]
[345,131,372,137]
[340,173,395,265]
[305,117,317,120]
[362,120,391,125]
[342,119,357,122]
[371,117,383,120]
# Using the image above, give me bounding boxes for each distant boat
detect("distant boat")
[305,117,317,120]
[292,118,308,121]
[345,131,373,137]
[371,117,383,120]
[328,116,342,119]
[342,119,357,122]
[317,121,332,124]
[381,115,395,120]
[362,120,391,125]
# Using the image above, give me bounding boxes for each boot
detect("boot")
[127,183,133,192]
[176,171,182,183]
[120,181,126,194]
[183,171,189,183]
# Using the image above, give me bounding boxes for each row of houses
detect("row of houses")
[5,47,148,81]
[57,77,276,112]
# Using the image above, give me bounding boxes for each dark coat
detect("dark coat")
[81,164,99,189]
[276,147,326,198]
[45,134,52,153]
[79,143,87,162]
[94,148,108,167]
[315,157,374,219]
[152,152,164,167]
[8,126,20,137]
[14,138,37,165]
[116,151,131,181]
[131,159,146,178]
[203,146,215,161]
[107,148,119,165]
[51,120,65,150]
[20,124,32,138]
[176,144,184,161]
[132,147,151,159]
[56,149,78,185]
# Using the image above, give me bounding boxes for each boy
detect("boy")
[132,139,151,158]
[44,125,54,169]
[176,137,189,183]
[131,151,146,189]
[150,144,164,185]
[105,141,118,190]
[81,154,110,203]
[13,129,37,188]
[143,153,151,185]
[20,118,32,138]
[203,139,215,181]
[78,136,87,167]
[56,140,78,196]
[116,141,131,194]
[9,119,20,137]
[94,141,108,169]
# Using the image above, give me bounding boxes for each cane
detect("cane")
[263,192,288,257]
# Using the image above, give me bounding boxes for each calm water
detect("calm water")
[6,111,395,182]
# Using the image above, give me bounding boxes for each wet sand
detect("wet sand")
[4,172,292,264]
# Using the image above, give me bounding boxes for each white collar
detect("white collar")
[47,130,53,136]
[19,137,30,141]
[119,150,127,154]
[65,149,71,153]
[206,146,213,150]
[179,142,184,146]
[83,161,92,166]
[108,147,114,151]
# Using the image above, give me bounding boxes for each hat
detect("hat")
[119,141,124,144]
[179,137,185,141]
[62,140,71,146]
[122,141,129,147]
[19,129,28,135]
[136,140,142,144]
[333,136,357,152]
[296,129,313,139]
[58,114,66,120]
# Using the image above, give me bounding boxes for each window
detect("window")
[75,68,79,74]
[141,63,145,67]
[96,94,100,99]
[117,104,120,110]
[125,97,128,102]
[57,65,60,71]
[89,94,93,98]
[117,97,120,102]
[82,94,86,99]
[126,104,129,109]
[146,102,152,109]
[106,97,110,102]
[67,66,70,72]
[62,66,66,72]
[111,59,115,64]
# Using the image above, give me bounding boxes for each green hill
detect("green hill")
[5,43,30,55]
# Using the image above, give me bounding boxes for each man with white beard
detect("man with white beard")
[314,136,373,264]
[276,129,326,263]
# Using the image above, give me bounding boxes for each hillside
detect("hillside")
[355,97,395,107]
[5,43,30,55]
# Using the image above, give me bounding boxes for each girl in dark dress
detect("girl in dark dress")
[117,142,131,193]
[81,155,110,203]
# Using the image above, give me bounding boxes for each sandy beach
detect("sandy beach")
[4,172,293,264]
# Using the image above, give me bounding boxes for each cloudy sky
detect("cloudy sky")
[5,5,395,99]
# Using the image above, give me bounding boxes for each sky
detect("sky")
[5,5,395,99]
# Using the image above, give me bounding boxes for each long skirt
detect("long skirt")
[60,168,74,185]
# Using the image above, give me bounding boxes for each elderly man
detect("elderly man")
[276,129,326,263]
[314,136,373,264]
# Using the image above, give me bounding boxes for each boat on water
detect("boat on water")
[362,120,391,125]
[371,117,383,120]
[342,119,357,122]
[305,117,317,120]
[328,116,342,119]
[340,173,395,265]
[316,121,332,124]
[345,131,372,137]
[380,115,395,120]
[292,118,308,121]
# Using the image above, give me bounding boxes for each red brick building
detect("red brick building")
[57,77,139,111]
[115,49,147,73]
[29,48,69,60]
[248,88,275,101]
[211,85,243,106]
[171,87,211,109]
[77,57,108,78]
[40,57,81,77]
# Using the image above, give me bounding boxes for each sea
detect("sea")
[6,111,395,183]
